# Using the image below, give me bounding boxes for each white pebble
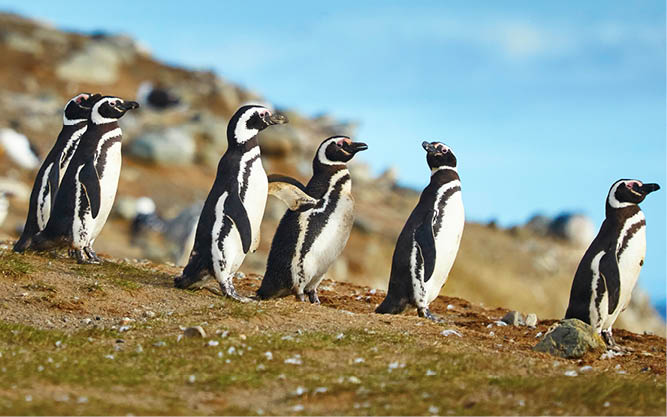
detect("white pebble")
[336,333,345,340]
[104,354,114,360]
[494,320,508,327]
[428,405,439,414]
[291,404,304,412]
[294,386,307,396]
[603,401,610,407]
[227,346,236,355]
[348,376,361,384]
[285,355,303,365]
[579,365,593,373]
[207,340,219,347]
[135,345,143,353]
[535,332,543,338]
[77,396,88,404]
[37,365,44,372]
[488,331,495,337]
[188,375,195,384]
[446,304,455,310]
[564,370,578,377]
[518,399,525,407]
[440,329,462,337]
[264,351,273,361]
[314,387,328,394]
[426,369,436,376]
[25,395,32,402]
[354,357,364,364]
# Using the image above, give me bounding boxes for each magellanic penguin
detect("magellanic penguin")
[174,105,289,301]
[14,93,100,252]
[30,96,139,263]
[565,179,660,348]
[376,141,464,321]
[257,136,368,303]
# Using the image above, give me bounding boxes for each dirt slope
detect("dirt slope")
[0,246,664,415]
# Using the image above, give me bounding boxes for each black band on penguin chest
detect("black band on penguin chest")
[299,173,350,259]
[95,137,121,177]
[617,219,645,258]
[239,153,260,201]
[433,184,461,236]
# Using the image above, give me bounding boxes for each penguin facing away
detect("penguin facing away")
[565,179,660,348]
[257,136,368,303]
[30,96,139,263]
[14,93,101,253]
[174,105,290,301]
[376,141,464,321]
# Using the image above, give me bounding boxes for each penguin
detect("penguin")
[13,93,100,252]
[136,81,181,111]
[257,136,368,302]
[376,141,464,321]
[565,179,660,348]
[30,96,139,263]
[174,105,289,301]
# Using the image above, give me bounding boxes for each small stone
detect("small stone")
[564,370,578,377]
[525,313,538,327]
[294,386,307,396]
[426,369,436,376]
[446,304,455,310]
[501,311,524,326]
[291,404,304,412]
[579,365,593,373]
[354,357,364,364]
[428,405,439,414]
[264,351,273,360]
[348,376,361,384]
[440,329,462,337]
[603,401,610,407]
[314,387,328,394]
[183,326,206,338]
[187,375,196,384]
[207,340,219,347]
[143,311,156,319]
[77,396,88,404]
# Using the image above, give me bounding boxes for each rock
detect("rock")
[525,313,538,327]
[258,124,303,157]
[127,128,196,165]
[501,311,524,326]
[2,31,43,55]
[533,318,606,359]
[525,214,550,236]
[55,40,121,84]
[183,326,206,338]
[548,213,595,248]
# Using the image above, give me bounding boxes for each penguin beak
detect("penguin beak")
[422,141,438,153]
[265,112,288,126]
[342,141,368,154]
[119,101,140,111]
[638,183,660,195]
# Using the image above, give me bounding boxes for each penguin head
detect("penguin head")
[228,105,288,145]
[63,93,95,123]
[315,136,368,167]
[607,179,661,208]
[90,96,140,125]
[422,141,456,172]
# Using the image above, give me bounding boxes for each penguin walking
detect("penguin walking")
[565,179,660,348]
[257,136,368,303]
[14,93,100,252]
[30,96,139,263]
[376,141,464,321]
[174,105,288,301]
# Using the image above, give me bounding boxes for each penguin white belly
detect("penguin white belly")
[211,192,245,279]
[36,163,54,230]
[91,142,122,242]
[302,193,355,284]
[604,226,646,329]
[72,166,92,249]
[426,192,464,304]
[242,159,268,252]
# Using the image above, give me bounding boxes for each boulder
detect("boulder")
[127,128,196,165]
[258,124,303,157]
[55,40,121,84]
[533,318,605,359]
[501,311,524,326]
[525,313,538,327]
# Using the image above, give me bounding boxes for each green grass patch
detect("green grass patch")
[0,250,34,277]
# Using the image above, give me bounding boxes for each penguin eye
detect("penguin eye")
[110,101,118,107]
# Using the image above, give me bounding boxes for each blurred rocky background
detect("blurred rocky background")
[0,13,663,336]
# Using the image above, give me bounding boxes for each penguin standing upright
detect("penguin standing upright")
[376,141,464,321]
[14,93,100,252]
[30,96,139,263]
[174,105,288,301]
[257,136,368,302]
[565,179,660,348]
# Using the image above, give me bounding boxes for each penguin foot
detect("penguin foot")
[305,290,320,304]
[418,307,444,323]
[84,247,102,263]
[71,249,95,264]
[602,329,618,348]
[220,284,251,303]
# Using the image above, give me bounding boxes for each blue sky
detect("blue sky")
[1,1,665,305]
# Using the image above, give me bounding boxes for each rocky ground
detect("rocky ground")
[0,247,665,415]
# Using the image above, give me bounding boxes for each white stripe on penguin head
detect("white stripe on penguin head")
[234,106,268,144]
[91,97,122,125]
[607,180,633,209]
[316,136,347,166]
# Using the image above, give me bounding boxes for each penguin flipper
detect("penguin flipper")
[268,178,317,211]
[268,174,308,192]
[224,191,252,254]
[47,162,60,209]
[600,250,621,314]
[415,209,436,282]
[79,161,101,218]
